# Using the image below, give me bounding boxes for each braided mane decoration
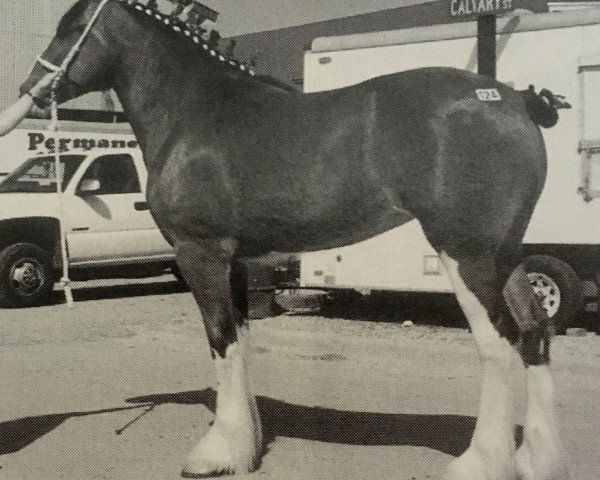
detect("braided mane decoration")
[117,0,255,76]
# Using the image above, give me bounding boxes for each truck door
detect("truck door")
[66,152,172,264]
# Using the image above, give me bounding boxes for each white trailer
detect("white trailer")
[300,8,600,328]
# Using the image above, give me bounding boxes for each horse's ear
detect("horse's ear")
[56,0,90,38]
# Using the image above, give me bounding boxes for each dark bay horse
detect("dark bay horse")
[20,1,569,478]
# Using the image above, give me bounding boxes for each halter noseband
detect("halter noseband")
[35,55,62,72]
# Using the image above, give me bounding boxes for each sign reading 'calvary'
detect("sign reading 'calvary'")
[450,0,514,18]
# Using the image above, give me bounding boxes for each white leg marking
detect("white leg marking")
[441,252,518,480]
[183,325,263,477]
[516,365,569,480]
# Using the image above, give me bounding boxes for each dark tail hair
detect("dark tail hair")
[520,85,560,129]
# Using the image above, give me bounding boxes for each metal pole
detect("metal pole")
[477,14,496,79]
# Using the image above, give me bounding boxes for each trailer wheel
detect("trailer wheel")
[523,255,584,333]
[0,243,54,308]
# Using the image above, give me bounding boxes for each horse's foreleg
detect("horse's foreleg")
[175,240,262,478]
[502,266,569,480]
[440,252,518,480]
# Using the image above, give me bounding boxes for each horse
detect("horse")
[20,1,569,478]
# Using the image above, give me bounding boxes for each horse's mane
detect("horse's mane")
[120,1,256,78]
[56,0,297,90]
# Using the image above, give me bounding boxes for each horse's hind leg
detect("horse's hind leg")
[175,240,262,477]
[502,265,569,480]
[440,251,519,480]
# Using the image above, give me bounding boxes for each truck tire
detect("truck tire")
[523,255,584,333]
[0,243,54,308]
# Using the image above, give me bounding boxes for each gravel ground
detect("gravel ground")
[0,277,598,479]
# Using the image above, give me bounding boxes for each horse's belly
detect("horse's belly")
[237,200,415,255]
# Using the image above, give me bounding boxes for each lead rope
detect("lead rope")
[49,78,73,308]
[43,0,112,307]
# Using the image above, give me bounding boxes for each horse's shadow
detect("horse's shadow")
[0,390,523,458]
[0,405,152,455]
[127,389,479,457]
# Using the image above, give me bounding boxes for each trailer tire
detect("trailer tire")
[523,255,584,333]
[0,243,54,308]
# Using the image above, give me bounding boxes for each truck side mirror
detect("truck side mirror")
[78,179,101,195]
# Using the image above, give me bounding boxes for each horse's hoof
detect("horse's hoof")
[445,448,517,480]
[182,424,260,478]
[182,426,235,477]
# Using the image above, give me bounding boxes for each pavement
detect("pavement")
[0,277,598,479]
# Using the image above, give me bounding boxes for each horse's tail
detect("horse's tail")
[520,84,570,129]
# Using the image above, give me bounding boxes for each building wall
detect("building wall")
[231,0,550,87]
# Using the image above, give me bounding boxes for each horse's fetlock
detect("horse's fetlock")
[207,325,238,359]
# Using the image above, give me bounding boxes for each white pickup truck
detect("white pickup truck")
[0,149,176,307]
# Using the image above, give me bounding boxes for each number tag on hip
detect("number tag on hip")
[476,89,502,101]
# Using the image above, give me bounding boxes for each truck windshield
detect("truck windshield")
[0,155,86,193]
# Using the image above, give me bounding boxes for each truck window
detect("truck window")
[578,58,600,201]
[0,155,86,193]
[79,154,141,195]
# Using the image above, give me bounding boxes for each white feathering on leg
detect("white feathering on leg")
[440,252,518,480]
[517,365,570,480]
[183,325,262,477]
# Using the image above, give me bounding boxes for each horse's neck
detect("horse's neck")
[109,22,291,172]
[111,33,222,169]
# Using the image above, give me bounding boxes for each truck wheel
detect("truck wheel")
[0,243,54,307]
[523,255,584,333]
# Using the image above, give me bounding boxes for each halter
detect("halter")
[35,56,62,73]
[37,0,113,78]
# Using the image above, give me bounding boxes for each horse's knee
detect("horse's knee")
[174,240,243,358]
[194,294,243,358]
